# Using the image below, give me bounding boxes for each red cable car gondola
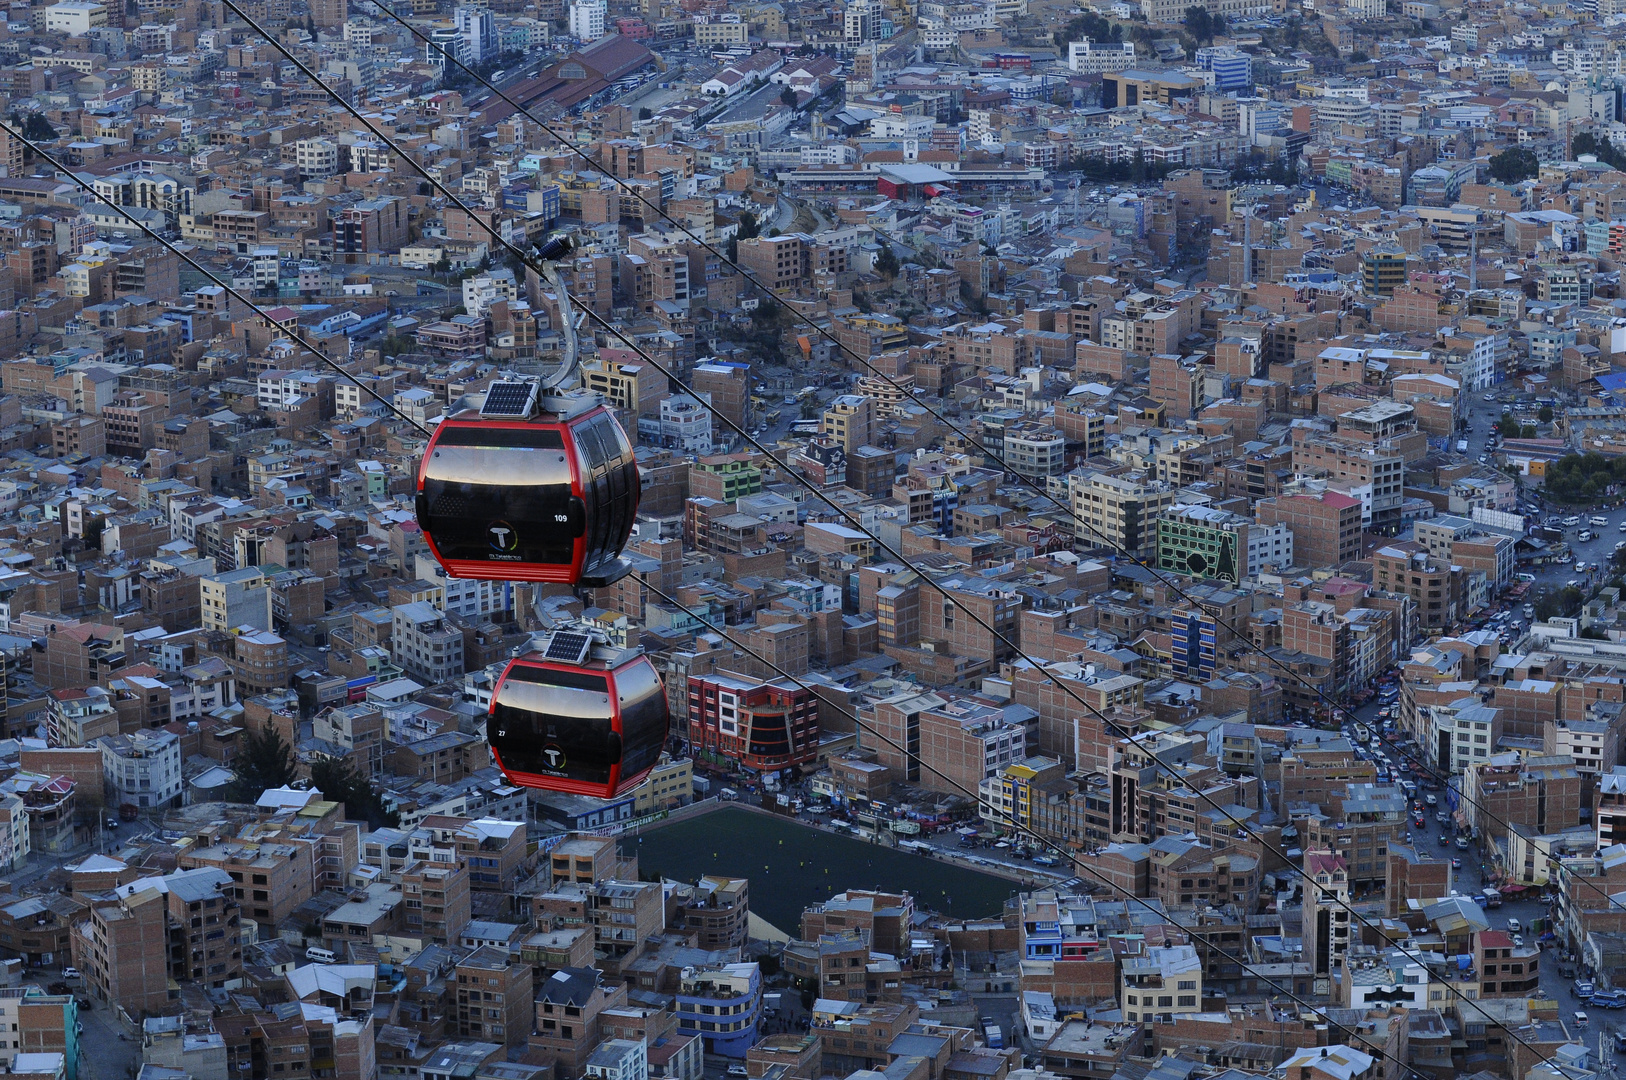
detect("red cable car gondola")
[487,630,669,798]
[415,381,639,587]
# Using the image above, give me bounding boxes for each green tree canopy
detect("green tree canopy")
[1543,451,1626,503]
[1063,10,1122,42]
[1488,147,1539,183]
[1183,4,1215,42]
[1573,131,1626,170]
[227,724,297,803]
[311,757,400,829]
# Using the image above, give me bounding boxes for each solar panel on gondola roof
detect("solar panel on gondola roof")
[543,631,592,664]
[481,381,537,418]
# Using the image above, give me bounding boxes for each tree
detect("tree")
[780,85,798,108]
[1488,147,1539,183]
[1573,132,1626,171]
[1540,404,1555,423]
[1063,10,1122,44]
[875,246,901,278]
[738,210,760,240]
[1183,4,1214,43]
[638,106,653,120]
[227,724,297,803]
[1350,48,1370,62]
[1534,586,1582,621]
[310,757,399,829]
[1521,424,1538,438]
[22,114,55,141]
[1498,414,1521,437]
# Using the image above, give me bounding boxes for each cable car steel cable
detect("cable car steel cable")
[0,119,435,442]
[0,108,1521,1013]
[123,4,1586,936]
[336,17,1588,888]
[147,9,1600,932]
[4,126,1567,1027]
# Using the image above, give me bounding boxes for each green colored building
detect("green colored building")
[694,457,763,501]
[1155,505,1245,583]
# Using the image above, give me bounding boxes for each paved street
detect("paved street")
[1345,694,1604,1063]
[1459,390,1620,596]
[77,989,138,1080]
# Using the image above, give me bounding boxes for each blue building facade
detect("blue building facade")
[675,963,761,1057]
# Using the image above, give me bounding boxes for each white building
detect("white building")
[461,268,519,317]
[0,790,27,871]
[637,394,714,453]
[200,567,273,633]
[294,138,338,180]
[1599,767,1626,846]
[99,729,184,811]
[455,5,499,60]
[585,1039,648,1080]
[414,555,511,619]
[844,0,875,44]
[871,113,936,139]
[44,0,106,33]
[391,601,465,685]
[568,0,606,41]
[1068,38,1137,73]
[1246,521,1293,576]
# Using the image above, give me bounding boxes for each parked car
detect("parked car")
[1575,1011,1590,1027]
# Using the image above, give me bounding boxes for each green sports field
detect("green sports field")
[621,806,1021,935]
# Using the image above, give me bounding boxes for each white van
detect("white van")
[306,946,338,963]
[1592,516,1609,527]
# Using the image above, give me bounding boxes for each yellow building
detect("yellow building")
[629,756,694,815]
[694,18,749,45]
[583,354,669,416]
